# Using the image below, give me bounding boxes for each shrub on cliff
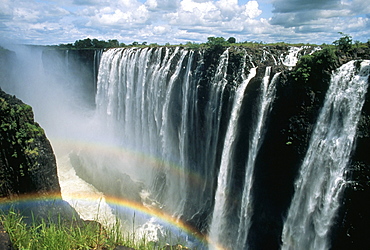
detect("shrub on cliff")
[292,47,338,85]
[333,32,353,53]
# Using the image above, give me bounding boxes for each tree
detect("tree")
[205,36,228,55]
[206,36,227,46]
[108,39,119,48]
[74,38,92,48]
[333,32,352,53]
[227,37,236,44]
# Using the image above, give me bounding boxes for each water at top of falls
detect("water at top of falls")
[281,60,370,250]
[262,50,278,65]
[280,47,303,68]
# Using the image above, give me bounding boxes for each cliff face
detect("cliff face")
[0,88,61,198]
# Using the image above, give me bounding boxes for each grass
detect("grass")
[0,208,183,250]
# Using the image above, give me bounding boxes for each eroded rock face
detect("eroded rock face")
[0,88,61,198]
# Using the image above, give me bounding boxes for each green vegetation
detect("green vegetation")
[57,34,370,53]
[0,95,47,188]
[58,38,123,49]
[1,209,127,250]
[45,32,370,53]
[0,208,187,249]
[292,47,338,84]
[291,32,370,85]
[333,32,352,53]
[0,98,43,158]
[227,37,236,44]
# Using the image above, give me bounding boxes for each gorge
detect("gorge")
[1,44,370,250]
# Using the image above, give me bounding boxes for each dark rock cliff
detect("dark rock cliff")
[0,88,60,197]
[249,69,330,249]
[0,87,83,244]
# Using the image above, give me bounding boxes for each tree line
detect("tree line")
[58,34,370,50]
[57,37,239,49]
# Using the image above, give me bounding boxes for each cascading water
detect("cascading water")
[94,47,271,248]
[280,47,304,68]
[209,61,257,248]
[93,49,103,91]
[281,60,370,250]
[84,45,307,249]
[209,65,280,249]
[236,68,280,249]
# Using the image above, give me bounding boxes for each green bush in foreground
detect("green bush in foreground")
[0,208,191,249]
[0,209,141,250]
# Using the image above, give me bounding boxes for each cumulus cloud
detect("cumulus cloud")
[0,0,368,45]
[165,0,264,37]
[85,5,150,28]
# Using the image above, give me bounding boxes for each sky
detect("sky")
[0,0,369,46]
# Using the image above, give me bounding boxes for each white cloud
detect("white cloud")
[0,0,369,45]
[166,0,263,34]
[145,0,158,9]
[13,8,40,22]
[153,25,170,34]
[80,0,151,30]
[242,1,262,19]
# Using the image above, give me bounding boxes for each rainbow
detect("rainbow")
[0,138,226,248]
[0,192,225,249]
[50,137,207,191]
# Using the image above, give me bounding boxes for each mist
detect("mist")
[0,43,130,228]
[0,43,162,225]
[0,44,106,143]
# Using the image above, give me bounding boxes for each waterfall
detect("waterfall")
[93,49,103,92]
[236,68,280,249]
[209,63,256,248]
[95,46,248,227]
[88,46,370,249]
[281,60,370,250]
[208,65,280,249]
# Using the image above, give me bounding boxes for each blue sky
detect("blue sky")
[0,0,369,45]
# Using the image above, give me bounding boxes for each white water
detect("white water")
[281,47,303,68]
[96,47,189,213]
[53,142,117,227]
[202,48,230,186]
[281,60,370,250]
